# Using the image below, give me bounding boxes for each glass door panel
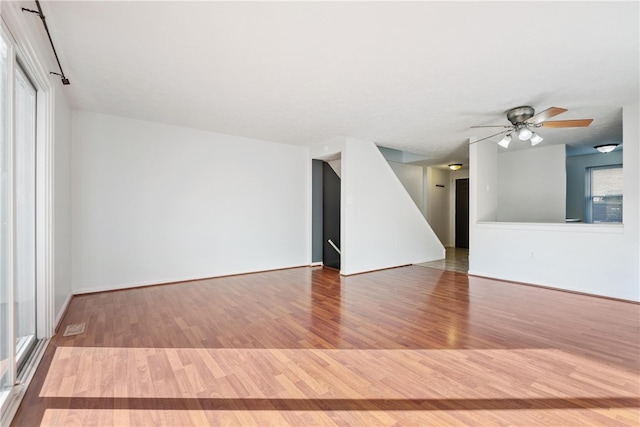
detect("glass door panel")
[0,31,11,406]
[14,65,36,368]
[0,23,47,421]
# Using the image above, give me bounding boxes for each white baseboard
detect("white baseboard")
[55,292,73,331]
[73,264,312,295]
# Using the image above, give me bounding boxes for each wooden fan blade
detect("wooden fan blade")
[469,130,509,144]
[540,119,593,128]
[526,107,568,124]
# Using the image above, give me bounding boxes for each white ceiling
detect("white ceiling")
[40,1,639,167]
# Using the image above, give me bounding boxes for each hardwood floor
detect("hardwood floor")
[11,266,640,426]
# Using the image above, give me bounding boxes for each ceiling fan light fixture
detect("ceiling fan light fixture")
[448,163,462,171]
[530,133,543,146]
[470,106,593,148]
[518,127,533,141]
[594,144,618,153]
[498,134,512,148]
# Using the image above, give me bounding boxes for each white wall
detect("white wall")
[311,137,444,275]
[474,139,498,222]
[53,86,73,322]
[388,161,423,212]
[497,144,566,223]
[72,111,310,293]
[469,104,640,302]
[425,167,450,246]
[343,137,445,274]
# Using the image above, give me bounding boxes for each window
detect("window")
[586,165,623,223]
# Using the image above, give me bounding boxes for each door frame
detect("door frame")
[311,153,343,271]
[0,8,56,424]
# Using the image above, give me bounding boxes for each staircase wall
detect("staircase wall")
[311,137,445,275]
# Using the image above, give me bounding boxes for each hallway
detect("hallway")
[417,247,469,273]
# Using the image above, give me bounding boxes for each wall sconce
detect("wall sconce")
[594,144,619,153]
[448,164,462,171]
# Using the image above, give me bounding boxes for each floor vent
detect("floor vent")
[63,323,86,337]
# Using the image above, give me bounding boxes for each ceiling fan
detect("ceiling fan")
[470,106,593,148]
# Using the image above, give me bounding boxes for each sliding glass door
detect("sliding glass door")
[0,24,40,418]
[0,29,10,409]
[14,64,37,369]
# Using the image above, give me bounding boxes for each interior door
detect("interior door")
[455,178,469,248]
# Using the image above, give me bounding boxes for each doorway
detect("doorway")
[455,178,469,248]
[311,158,341,270]
[1,30,45,419]
[322,162,341,269]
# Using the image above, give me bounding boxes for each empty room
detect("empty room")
[1,1,638,426]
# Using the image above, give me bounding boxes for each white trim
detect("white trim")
[55,290,72,330]
[3,0,57,340]
[72,264,312,295]
[308,157,314,266]
[35,87,55,339]
[476,221,624,234]
[467,271,637,303]
[0,5,57,423]
[1,23,18,417]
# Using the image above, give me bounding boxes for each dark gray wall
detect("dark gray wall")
[322,162,341,269]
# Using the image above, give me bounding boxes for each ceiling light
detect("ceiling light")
[498,134,512,148]
[594,144,618,153]
[448,164,462,171]
[530,133,543,146]
[518,127,533,141]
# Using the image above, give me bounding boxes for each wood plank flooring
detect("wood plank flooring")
[11,266,640,426]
